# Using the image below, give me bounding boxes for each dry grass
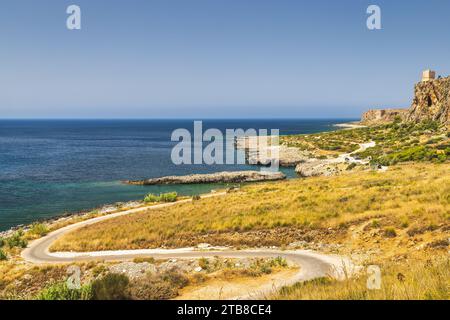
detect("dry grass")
[51,162,449,254]
[273,255,449,300]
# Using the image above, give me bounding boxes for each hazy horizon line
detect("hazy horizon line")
[0,117,359,121]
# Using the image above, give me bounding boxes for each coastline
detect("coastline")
[333,122,366,129]
[0,120,353,236]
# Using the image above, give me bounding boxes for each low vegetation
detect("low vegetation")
[28,223,49,238]
[144,192,178,203]
[4,230,28,249]
[281,120,449,165]
[36,282,93,300]
[0,256,290,300]
[274,256,449,300]
[91,273,130,300]
[0,249,7,261]
[52,163,449,255]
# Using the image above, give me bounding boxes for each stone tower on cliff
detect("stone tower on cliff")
[361,70,450,126]
[422,69,436,82]
[407,70,450,125]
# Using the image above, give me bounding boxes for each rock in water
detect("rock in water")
[126,171,286,185]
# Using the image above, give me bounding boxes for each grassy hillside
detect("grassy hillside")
[49,161,450,300]
[273,256,449,300]
[52,163,449,257]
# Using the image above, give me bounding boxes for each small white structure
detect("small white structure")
[422,69,436,82]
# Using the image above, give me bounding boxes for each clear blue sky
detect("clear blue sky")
[1,0,449,118]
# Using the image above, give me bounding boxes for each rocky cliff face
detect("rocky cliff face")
[361,108,407,124]
[361,76,450,126]
[406,77,450,125]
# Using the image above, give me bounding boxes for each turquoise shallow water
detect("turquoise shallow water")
[0,119,353,231]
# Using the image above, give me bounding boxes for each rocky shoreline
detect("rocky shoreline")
[1,123,370,238]
[126,170,286,185]
[235,136,310,167]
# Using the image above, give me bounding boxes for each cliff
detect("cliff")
[406,76,450,124]
[361,75,450,126]
[361,108,407,124]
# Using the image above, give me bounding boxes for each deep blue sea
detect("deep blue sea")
[0,119,354,231]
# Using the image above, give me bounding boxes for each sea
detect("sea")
[0,119,354,231]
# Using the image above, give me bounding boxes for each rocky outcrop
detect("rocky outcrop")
[295,161,346,177]
[361,108,408,125]
[126,171,286,185]
[294,142,375,177]
[236,136,310,167]
[406,76,450,125]
[361,75,450,126]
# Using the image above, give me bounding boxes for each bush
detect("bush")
[0,249,7,261]
[36,282,92,300]
[0,237,4,248]
[270,256,288,268]
[91,273,130,300]
[6,230,28,248]
[198,258,210,271]
[192,195,201,201]
[371,219,381,228]
[129,279,178,300]
[161,270,189,288]
[383,227,397,238]
[128,271,189,300]
[144,192,178,203]
[29,223,49,237]
[144,193,160,203]
[159,192,178,202]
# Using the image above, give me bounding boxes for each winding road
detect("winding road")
[21,192,356,299]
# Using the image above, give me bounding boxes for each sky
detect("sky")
[1,0,449,119]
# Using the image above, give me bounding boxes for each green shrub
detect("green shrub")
[383,227,397,238]
[29,223,49,237]
[0,237,4,248]
[192,195,201,201]
[144,193,160,203]
[159,192,178,202]
[0,249,7,261]
[144,192,178,203]
[6,230,28,248]
[270,256,288,268]
[91,273,130,300]
[346,163,357,171]
[36,282,92,300]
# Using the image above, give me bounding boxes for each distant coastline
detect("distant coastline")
[333,122,366,129]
